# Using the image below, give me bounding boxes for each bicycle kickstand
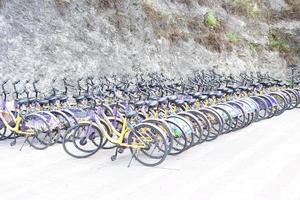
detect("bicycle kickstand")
[111,146,119,161]
[19,136,28,151]
[10,133,17,147]
[127,149,137,168]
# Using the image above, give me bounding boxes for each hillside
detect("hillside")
[0,0,299,82]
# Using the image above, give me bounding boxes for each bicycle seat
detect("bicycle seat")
[48,96,57,104]
[15,98,29,106]
[219,87,229,93]
[277,82,285,87]
[28,97,36,104]
[38,99,49,106]
[149,96,159,101]
[215,92,224,98]
[147,100,158,108]
[250,83,259,87]
[158,97,168,104]
[247,87,254,92]
[208,92,217,98]
[260,81,270,87]
[73,95,85,102]
[224,88,233,95]
[227,85,237,89]
[167,95,177,102]
[134,100,145,108]
[125,111,137,119]
[239,86,248,91]
[59,95,68,103]
[227,85,238,91]
[174,99,184,106]
[191,92,201,98]
[270,81,276,86]
[85,94,94,101]
[199,95,208,101]
[185,98,196,105]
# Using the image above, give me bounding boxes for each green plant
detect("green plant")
[249,42,263,53]
[205,10,218,27]
[227,32,239,43]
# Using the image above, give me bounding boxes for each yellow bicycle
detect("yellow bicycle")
[62,105,169,167]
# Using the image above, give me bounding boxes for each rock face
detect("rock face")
[0,0,299,88]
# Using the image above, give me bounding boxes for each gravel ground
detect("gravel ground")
[0,109,300,200]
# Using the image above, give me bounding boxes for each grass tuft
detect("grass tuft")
[204,10,218,27]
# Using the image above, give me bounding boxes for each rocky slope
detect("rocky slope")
[0,0,299,86]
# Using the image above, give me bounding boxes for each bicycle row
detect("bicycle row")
[0,70,299,166]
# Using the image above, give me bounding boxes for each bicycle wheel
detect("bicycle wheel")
[286,89,300,108]
[281,90,298,109]
[25,114,52,150]
[214,104,238,131]
[128,123,168,167]
[188,110,211,143]
[167,115,194,149]
[226,102,246,131]
[178,112,203,145]
[165,119,187,155]
[37,111,61,146]
[235,100,253,127]
[250,96,268,121]
[267,93,286,116]
[51,110,72,143]
[62,122,103,158]
[198,108,223,141]
[142,118,174,154]
[212,106,232,134]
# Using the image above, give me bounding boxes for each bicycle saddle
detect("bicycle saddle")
[134,100,145,108]
[84,94,94,101]
[174,99,184,106]
[158,97,168,104]
[73,95,85,102]
[125,111,137,119]
[48,96,57,104]
[15,98,28,105]
[149,96,159,101]
[167,95,177,102]
[146,100,158,108]
[185,98,196,105]
[250,83,259,87]
[59,95,68,103]
[215,92,225,98]
[28,97,36,104]
[191,92,201,98]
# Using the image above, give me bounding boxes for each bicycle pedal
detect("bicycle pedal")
[111,155,117,161]
[10,141,16,146]
[117,148,124,154]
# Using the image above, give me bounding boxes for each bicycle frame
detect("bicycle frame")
[84,106,152,149]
